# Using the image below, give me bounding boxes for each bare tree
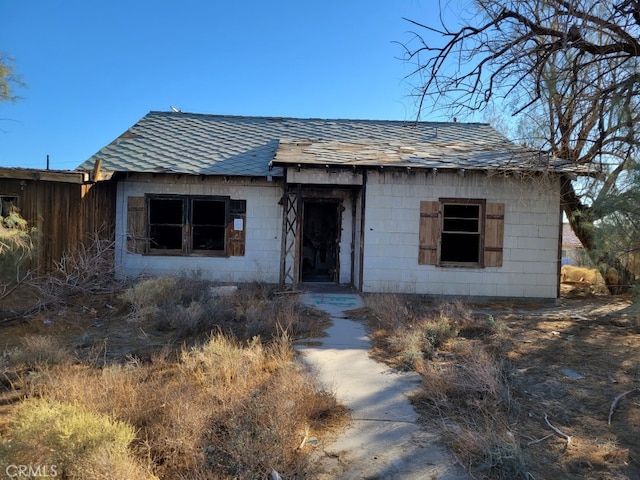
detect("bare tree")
[401,0,640,292]
[0,54,24,103]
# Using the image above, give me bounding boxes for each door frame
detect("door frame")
[299,198,342,283]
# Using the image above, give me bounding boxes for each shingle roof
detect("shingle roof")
[562,223,584,247]
[272,139,586,174]
[78,111,594,177]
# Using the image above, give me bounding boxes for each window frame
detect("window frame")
[147,194,230,256]
[439,198,486,267]
[418,198,504,268]
[0,196,18,218]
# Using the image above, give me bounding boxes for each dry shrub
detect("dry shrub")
[427,301,506,342]
[24,334,344,479]
[5,334,72,369]
[363,294,428,368]
[387,328,426,369]
[51,232,116,292]
[0,208,36,294]
[449,425,527,480]
[414,342,521,478]
[416,342,508,407]
[72,448,159,480]
[364,293,416,331]
[21,233,119,315]
[204,364,321,478]
[119,273,218,337]
[0,398,155,480]
[118,278,319,342]
[224,283,314,338]
[459,313,506,338]
[369,300,470,368]
[421,312,460,353]
[364,297,523,478]
[120,276,181,323]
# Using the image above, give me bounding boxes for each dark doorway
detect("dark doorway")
[301,201,340,282]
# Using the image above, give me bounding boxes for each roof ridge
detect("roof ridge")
[147,110,491,126]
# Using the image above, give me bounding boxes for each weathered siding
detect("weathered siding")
[361,170,561,299]
[0,178,116,271]
[115,174,282,283]
[80,181,117,242]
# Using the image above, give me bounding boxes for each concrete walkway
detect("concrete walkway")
[296,292,469,480]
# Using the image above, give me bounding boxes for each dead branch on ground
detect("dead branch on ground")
[608,388,639,425]
[544,414,572,450]
[526,433,555,447]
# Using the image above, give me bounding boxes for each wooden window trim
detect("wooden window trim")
[148,194,229,256]
[418,199,504,268]
[126,194,246,257]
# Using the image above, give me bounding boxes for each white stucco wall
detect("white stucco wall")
[114,175,282,283]
[361,170,561,299]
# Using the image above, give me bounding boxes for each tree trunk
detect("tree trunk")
[561,177,632,294]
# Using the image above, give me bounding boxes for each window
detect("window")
[419,199,504,267]
[191,198,227,251]
[0,196,17,218]
[149,197,185,251]
[126,194,246,257]
[441,202,482,263]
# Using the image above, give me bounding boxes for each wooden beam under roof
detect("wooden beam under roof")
[0,167,90,184]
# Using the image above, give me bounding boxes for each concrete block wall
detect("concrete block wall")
[115,176,282,283]
[361,170,561,299]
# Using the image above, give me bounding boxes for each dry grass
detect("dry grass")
[11,334,345,479]
[0,232,347,478]
[0,267,347,479]
[0,398,155,480]
[359,294,525,479]
[362,295,500,369]
[4,334,72,369]
[118,277,327,342]
[361,293,640,480]
[413,342,522,479]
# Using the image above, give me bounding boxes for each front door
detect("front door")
[301,200,341,282]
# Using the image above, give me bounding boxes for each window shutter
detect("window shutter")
[484,203,504,267]
[418,201,439,265]
[127,196,148,254]
[227,199,246,256]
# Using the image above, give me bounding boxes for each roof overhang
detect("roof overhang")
[270,139,597,177]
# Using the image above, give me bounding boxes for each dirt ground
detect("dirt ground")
[466,288,639,479]
[0,291,173,363]
[1,285,639,479]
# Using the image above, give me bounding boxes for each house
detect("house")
[561,223,588,266]
[0,167,116,271]
[77,111,592,300]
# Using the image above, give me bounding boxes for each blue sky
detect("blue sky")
[1,1,463,171]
